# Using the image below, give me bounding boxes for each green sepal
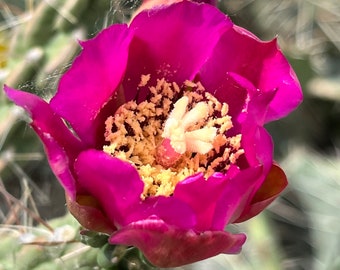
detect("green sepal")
[80,230,109,248]
[96,244,128,268]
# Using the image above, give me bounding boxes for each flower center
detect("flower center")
[103,76,244,198]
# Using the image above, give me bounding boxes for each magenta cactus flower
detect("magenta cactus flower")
[4,1,302,268]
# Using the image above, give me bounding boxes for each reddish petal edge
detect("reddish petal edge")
[109,217,246,268]
[66,194,116,235]
[235,163,288,223]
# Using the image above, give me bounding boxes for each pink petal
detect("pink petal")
[74,150,144,227]
[4,86,84,198]
[123,1,232,102]
[109,217,246,268]
[136,196,197,229]
[231,126,274,220]
[50,24,134,147]
[173,173,228,231]
[199,25,302,123]
[212,165,263,229]
[202,72,251,132]
[211,124,275,225]
[232,26,303,122]
[241,124,274,172]
[74,150,196,229]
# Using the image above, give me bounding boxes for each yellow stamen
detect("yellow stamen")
[103,76,243,198]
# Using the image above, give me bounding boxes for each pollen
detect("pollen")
[103,76,244,198]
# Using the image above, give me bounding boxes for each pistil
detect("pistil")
[156,96,217,168]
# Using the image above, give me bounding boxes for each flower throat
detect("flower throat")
[103,76,244,198]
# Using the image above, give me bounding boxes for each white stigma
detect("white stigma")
[162,96,217,155]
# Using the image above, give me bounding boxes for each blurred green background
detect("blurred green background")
[0,0,339,269]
